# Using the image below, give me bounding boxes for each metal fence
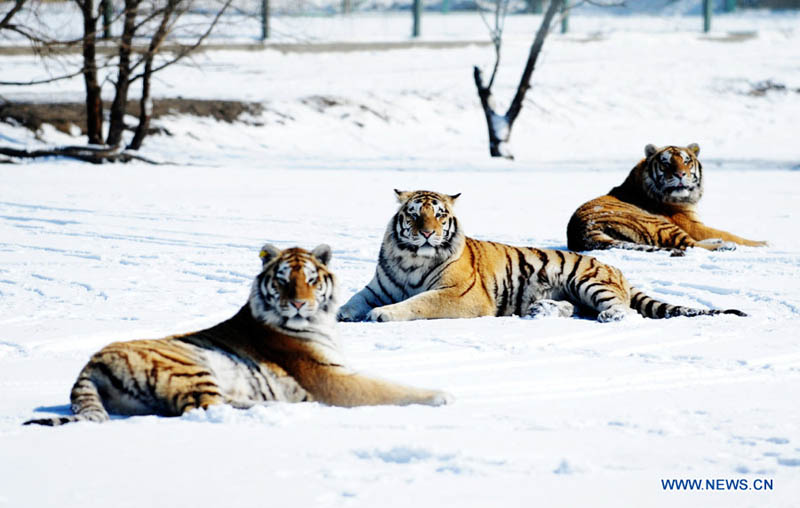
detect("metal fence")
[1,0,798,47]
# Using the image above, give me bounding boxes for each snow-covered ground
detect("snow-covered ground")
[1,9,800,508]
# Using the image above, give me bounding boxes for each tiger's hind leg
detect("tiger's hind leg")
[568,256,639,322]
[23,367,111,426]
[525,299,576,319]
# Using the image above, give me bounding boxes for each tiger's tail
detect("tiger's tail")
[23,370,110,426]
[629,288,746,319]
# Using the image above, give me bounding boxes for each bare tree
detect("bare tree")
[102,0,233,152]
[473,0,563,159]
[1,0,233,162]
[129,0,230,150]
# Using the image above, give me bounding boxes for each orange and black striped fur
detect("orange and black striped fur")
[567,143,767,255]
[336,190,745,323]
[24,244,450,426]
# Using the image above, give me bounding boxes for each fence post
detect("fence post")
[342,0,351,14]
[724,0,735,12]
[561,1,569,34]
[261,0,269,40]
[441,0,450,13]
[412,0,421,37]
[528,0,543,14]
[703,0,711,32]
[102,0,112,39]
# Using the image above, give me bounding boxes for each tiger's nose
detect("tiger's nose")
[290,300,306,310]
[674,170,686,178]
[420,230,434,239]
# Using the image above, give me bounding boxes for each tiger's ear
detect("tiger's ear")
[259,244,282,267]
[448,192,461,203]
[311,244,332,266]
[394,189,413,203]
[645,144,658,157]
[687,143,700,156]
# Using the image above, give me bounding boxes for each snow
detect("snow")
[2,7,800,508]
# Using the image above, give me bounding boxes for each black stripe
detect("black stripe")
[167,370,213,379]
[514,249,534,316]
[591,290,613,307]
[246,363,272,399]
[644,299,656,316]
[554,251,566,278]
[374,276,395,304]
[594,294,617,306]
[377,252,405,294]
[366,285,389,306]
[191,381,220,389]
[566,257,581,284]
[580,281,605,295]
[427,258,460,288]
[459,275,477,297]
[91,361,142,400]
[145,363,160,403]
[410,259,446,290]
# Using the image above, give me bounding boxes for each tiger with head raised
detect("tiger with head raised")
[24,244,450,426]
[567,143,767,255]
[336,190,745,323]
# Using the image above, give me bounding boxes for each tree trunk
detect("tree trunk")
[473,67,508,158]
[77,0,103,145]
[106,0,139,147]
[129,0,179,151]
[128,61,152,151]
[473,0,563,159]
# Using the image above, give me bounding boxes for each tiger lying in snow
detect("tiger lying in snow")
[567,143,767,255]
[24,244,450,426]
[336,190,745,323]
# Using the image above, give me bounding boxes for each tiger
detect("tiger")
[335,189,746,323]
[24,244,451,426]
[567,143,767,255]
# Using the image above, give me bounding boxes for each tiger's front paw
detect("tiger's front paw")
[366,307,395,322]
[336,304,366,322]
[696,238,737,251]
[427,391,455,407]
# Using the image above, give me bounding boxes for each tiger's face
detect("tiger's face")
[250,244,337,331]
[641,143,704,205]
[392,189,462,258]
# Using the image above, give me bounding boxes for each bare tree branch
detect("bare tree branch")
[0,144,160,164]
[129,0,182,150]
[5,0,235,159]
[129,0,233,83]
[0,0,26,31]
[0,68,92,86]
[506,0,562,124]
